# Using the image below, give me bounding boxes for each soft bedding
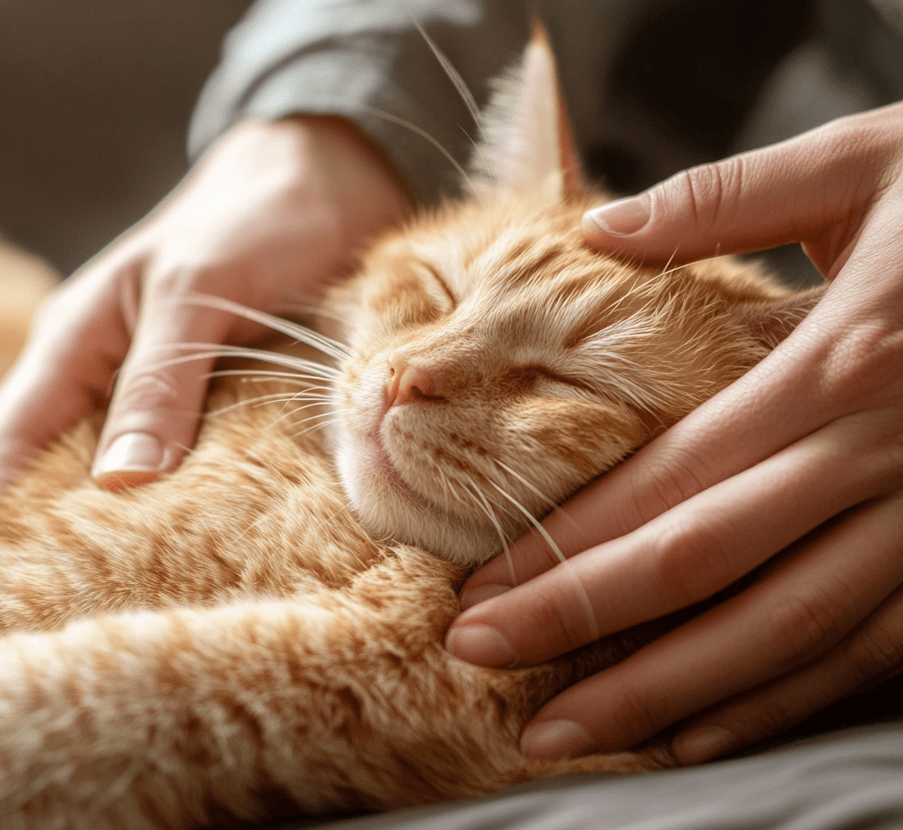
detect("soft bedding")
[276,718,903,830]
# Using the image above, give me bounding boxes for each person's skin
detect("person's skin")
[446,101,903,765]
[0,115,409,491]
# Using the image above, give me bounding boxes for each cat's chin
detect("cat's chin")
[329,434,502,568]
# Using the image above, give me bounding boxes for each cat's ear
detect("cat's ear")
[469,22,583,200]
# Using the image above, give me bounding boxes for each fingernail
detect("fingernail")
[583,196,650,237]
[673,726,738,765]
[459,583,510,611]
[445,624,515,667]
[92,432,165,490]
[520,719,596,760]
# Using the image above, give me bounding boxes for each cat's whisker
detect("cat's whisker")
[489,458,579,529]
[207,391,332,418]
[277,301,345,325]
[178,294,351,362]
[658,246,680,281]
[207,375,334,399]
[289,414,341,440]
[147,345,341,381]
[243,389,332,407]
[489,456,558,510]
[428,462,464,515]
[486,480,600,642]
[359,105,470,184]
[270,400,332,430]
[413,21,486,172]
[485,481,563,566]
[423,457,487,534]
[461,480,513,580]
[414,21,481,127]
[210,369,335,385]
[418,451,471,514]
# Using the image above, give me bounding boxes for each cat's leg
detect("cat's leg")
[0,557,664,830]
[0,591,531,829]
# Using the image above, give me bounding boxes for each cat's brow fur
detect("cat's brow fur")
[0,28,822,830]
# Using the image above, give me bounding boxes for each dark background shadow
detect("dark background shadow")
[0,0,252,275]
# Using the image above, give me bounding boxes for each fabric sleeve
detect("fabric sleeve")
[186,0,644,204]
[187,0,533,204]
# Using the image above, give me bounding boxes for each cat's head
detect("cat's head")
[326,29,820,567]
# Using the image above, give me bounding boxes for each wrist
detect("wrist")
[276,115,411,254]
[190,116,410,275]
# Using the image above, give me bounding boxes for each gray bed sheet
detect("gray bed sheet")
[271,718,903,830]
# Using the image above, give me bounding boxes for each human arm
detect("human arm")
[0,115,408,488]
[446,101,903,763]
[0,0,549,489]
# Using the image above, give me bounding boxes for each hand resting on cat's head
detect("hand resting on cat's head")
[450,101,903,765]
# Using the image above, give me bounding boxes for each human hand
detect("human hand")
[0,115,408,490]
[446,102,903,764]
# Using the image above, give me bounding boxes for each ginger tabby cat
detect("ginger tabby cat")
[0,30,821,829]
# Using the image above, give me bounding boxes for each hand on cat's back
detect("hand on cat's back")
[0,116,407,491]
[447,102,903,766]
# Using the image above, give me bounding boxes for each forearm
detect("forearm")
[188,0,535,204]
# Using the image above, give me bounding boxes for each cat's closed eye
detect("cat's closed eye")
[365,258,456,332]
[501,365,596,399]
[414,259,457,309]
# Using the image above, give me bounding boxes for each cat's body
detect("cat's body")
[0,345,664,828]
[0,31,820,830]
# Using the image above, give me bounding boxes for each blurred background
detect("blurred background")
[0,0,252,276]
[2,0,900,285]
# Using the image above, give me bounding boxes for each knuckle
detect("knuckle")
[664,157,745,229]
[144,261,220,300]
[608,679,664,741]
[529,584,596,657]
[111,370,181,415]
[33,281,79,329]
[735,696,798,744]
[647,514,731,606]
[769,589,840,665]
[819,322,903,409]
[850,616,903,683]
[633,447,710,522]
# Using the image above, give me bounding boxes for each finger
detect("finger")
[581,106,902,267]
[459,324,819,606]
[91,279,238,490]
[460,237,903,609]
[448,408,903,667]
[0,277,130,487]
[459,374,792,609]
[519,488,903,761]
[671,500,903,765]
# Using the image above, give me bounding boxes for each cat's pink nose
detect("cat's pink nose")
[385,360,443,407]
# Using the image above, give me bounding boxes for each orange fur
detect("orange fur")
[0,31,823,830]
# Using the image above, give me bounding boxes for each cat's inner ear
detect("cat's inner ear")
[469,22,582,200]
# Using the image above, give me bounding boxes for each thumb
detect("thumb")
[91,296,234,491]
[581,116,882,267]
